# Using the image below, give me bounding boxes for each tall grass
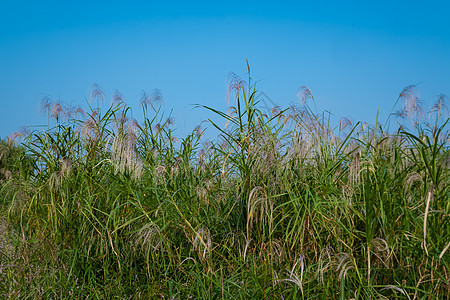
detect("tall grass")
[0,69,449,299]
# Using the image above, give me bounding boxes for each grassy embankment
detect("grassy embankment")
[1,69,449,298]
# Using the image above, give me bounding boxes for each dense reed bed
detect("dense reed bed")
[1,69,449,298]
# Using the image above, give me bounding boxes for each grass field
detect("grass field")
[1,70,449,299]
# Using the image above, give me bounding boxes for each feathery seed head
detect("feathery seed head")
[49,159,73,190]
[348,150,361,185]
[89,83,105,104]
[226,72,247,104]
[399,85,417,102]
[371,238,390,269]
[194,125,204,139]
[153,124,161,135]
[60,158,73,178]
[155,165,166,178]
[397,85,424,123]
[111,121,142,181]
[405,171,423,196]
[51,102,65,123]
[8,132,24,146]
[132,158,144,181]
[139,90,149,107]
[79,117,97,140]
[431,94,448,116]
[111,89,125,105]
[151,147,159,158]
[39,96,53,116]
[172,156,182,173]
[150,89,163,106]
[249,134,280,177]
[135,223,162,253]
[193,226,212,261]
[227,106,238,118]
[275,256,305,293]
[64,105,75,121]
[271,105,281,117]
[318,247,356,284]
[196,186,209,206]
[297,86,313,105]
[166,117,175,126]
[261,239,284,263]
[246,186,273,239]
[340,117,353,132]
[140,89,163,108]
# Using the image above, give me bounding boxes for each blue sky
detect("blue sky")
[1,1,449,140]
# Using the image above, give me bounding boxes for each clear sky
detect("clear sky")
[1,1,449,140]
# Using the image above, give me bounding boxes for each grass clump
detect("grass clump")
[0,66,449,299]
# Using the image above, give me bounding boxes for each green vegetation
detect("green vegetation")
[1,68,449,299]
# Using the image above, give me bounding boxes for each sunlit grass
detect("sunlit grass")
[1,66,449,298]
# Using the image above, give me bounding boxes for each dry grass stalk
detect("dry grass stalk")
[275,255,305,293]
[135,222,163,253]
[423,188,433,256]
[193,227,212,261]
[246,186,272,240]
[371,238,391,269]
[318,246,356,285]
[111,121,143,181]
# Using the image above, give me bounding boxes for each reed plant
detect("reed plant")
[0,69,449,299]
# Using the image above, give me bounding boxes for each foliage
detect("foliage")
[0,69,449,299]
